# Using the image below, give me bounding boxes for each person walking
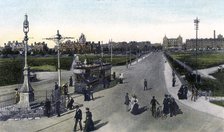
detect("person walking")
[169,97,175,117]
[163,94,169,116]
[150,96,160,117]
[84,108,94,132]
[172,70,175,77]
[55,82,59,90]
[15,88,20,104]
[74,106,83,131]
[82,86,88,101]
[172,77,176,87]
[144,79,147,90]
[67,97,74,110]
[191,85,197,102]
[69,76,73,86]
[55,99,61,117]
[88,85,94,100]
[124,93,130,111]
[45,98,51,117]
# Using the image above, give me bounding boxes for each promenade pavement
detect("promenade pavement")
[197,64,224,79]
[163,55,224,120]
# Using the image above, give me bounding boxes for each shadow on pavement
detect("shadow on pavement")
[94,121,109,130]
[145,88,152,91]
[132,106,148,115]
[93,96,104,101]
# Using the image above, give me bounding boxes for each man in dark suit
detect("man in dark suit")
[144,79,147,90]
[74,106,83,131]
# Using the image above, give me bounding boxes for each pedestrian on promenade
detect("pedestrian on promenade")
[74,106,83,131]
[67,97,74,110]
[124,93,130,111]
[163,94,169,116]
[15,88,20,104]
[129,94,138,111]
[55,99,61,117]
[113,72,116,80]
[183,85,188,99]
[89,85,94,100]
[172,70,175,77]
[45,98,51,117]
[191,85,197,102]
[169,97,175,117]
[144,79,147,90]
[69,76,73,86]
[55,82,59,90]
[119,73,124,84]
[172,77,176,87]
[82,86,88,101]
[63,83,68,96]
[150,96,160,117]
[84,107,94,132]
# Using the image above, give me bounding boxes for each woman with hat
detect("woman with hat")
[84,107,94,132]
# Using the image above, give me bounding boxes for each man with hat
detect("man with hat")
[84,107,94,132]
[74,105,83,131]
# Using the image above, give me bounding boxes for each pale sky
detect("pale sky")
[1,0,224,47]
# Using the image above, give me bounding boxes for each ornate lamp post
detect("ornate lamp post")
[18,14,34,109]
[44,30,73,87]
[194,17,199,84]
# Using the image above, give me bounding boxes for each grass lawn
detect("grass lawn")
[210,101,224,107]
[170,52,224,69]
[167,52,224,96]
[30,65,56,72]
[0,54,136,86]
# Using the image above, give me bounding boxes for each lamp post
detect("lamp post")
[194,17,199,84]
[44,30,74,87]
[126,44,128,68]
[110,39,113,63]
[101,41,103,58]
[19,14,34,108]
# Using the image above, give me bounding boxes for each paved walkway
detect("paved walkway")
[197,64,224,79]
[163,55,224,120]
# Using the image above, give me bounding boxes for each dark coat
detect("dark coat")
[85,111,94,131]
[75,109,82,120]
[163,98,169,115]
[124,95,130,105]
[144,80,147,86]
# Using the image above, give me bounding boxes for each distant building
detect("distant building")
[30,42,48,52]
[78,33,86,44]
[3,41,24,52]
[185,32,224,50]
[0,46,3,52]
[163,35,183,50]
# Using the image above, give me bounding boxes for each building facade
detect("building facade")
[163,35,183,50]
[185,34,224,50]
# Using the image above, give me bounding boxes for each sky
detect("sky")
[1,0,224,47]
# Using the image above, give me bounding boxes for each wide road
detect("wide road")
[1,52,224,132]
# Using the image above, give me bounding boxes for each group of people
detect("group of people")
[124,94,139,114]
[178,85,188,100]
[74,106,94,132]
[44,76,75,118]
[163,94,182,117]
[124,92,182,118]
[82,85,94,101]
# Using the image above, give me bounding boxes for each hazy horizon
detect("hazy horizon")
[1,0,224,48]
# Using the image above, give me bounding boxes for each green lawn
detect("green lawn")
[210,101,224,107]
[167,52,224,96]
[0,54,136,86]
[170,52,224,69]
[30,65,56,72]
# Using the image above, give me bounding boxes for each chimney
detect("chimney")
[214,30,216,39]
